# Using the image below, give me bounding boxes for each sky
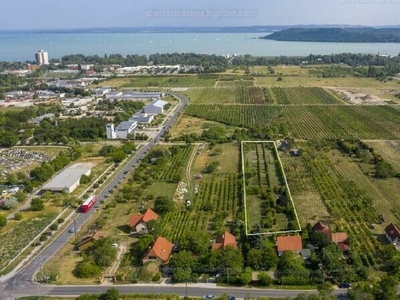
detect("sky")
[1,0,400,30]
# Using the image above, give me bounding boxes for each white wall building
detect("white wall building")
[106,123,117,139]
[35,50,49,65]
[144,99,168,114]
[114,121,138,139]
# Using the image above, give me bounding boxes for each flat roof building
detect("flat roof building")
[129,112,154,124]
[114,121,137,139]
[41,163,93,193]
[144,99,168,115]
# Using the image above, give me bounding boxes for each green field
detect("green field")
[242,142,300,234]
[121,75,216,87]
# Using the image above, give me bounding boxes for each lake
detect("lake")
[0,32,399,62]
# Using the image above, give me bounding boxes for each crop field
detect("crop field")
[154,146,194,182]
[0,212,58,270]
[186,86,267,104]
[242,142,300,234]
[160,172,239,242]
[216,80,254,87]
[300,147,383,267]
[271,87,343,104]
[185,104,400,140]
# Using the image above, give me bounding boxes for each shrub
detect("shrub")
[152,273,161,282]
[0,215,7,227]
[57,218,64,224]
[14,212,23,221]
[50,224,58,231]
[75,261,101,278]
[39,235,48,242]
[31,198,44,211]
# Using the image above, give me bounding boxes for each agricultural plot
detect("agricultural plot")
[160,172,239,242]
[185,104,400,140]
[300,148,383,267]
[0,212,58,270]
[241,141,300,235]
[217,80,254,87]
[186,86,266,104]
[121,75,216,87]
[154,146,194,182]
[271,87,342,105]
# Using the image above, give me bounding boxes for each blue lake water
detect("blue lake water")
[0,32,399,62]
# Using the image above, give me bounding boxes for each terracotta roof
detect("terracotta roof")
[146,236,174,263]
[337,242,350,251]
[142,208,158,223]
[385,223,400,241]
[129,208,158,228]
[330,232,347,243]
[312,221,330,233]
[276,236,303,252]
[212,231,237,250]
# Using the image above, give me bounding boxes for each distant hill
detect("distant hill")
[261,27,400,43]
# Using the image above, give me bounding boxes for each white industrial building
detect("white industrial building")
[129,113,154,124]
[41,163,93,193]
[106,121,138,139]
[144,99,168,114]
[35,50,49,65]
[106,123,117,139]
[105,91,164,101]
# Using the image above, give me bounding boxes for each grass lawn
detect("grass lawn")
[122,75,216,88]
[246,195,262,229]
[169,115,235,139]
[216,80,254,87]
[363,140,400,172]
[147,182,178,199]
[327,150,400,232]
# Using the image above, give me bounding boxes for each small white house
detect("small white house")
[8,186,20,194]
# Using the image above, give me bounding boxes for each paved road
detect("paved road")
[0,93,349,299]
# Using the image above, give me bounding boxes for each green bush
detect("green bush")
[31,198,44,211]
[152,273,161,282]
[57,218,64,224]
[14,212,23,221]
[75,261,101,278]
[39,235,48,242]
[50,224,58,231]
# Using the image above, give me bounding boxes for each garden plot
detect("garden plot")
[241,141,300,235]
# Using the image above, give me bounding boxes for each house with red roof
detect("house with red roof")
[276,235,303,256]
[312,221,350,252]
[128,208,158,235]
[142,236,174,264]
[212,231,238,251]
[385,223,400,245]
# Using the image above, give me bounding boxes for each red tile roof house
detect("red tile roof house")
[128,208,158,235]
[212,231,238,251]
[142,236,174,265]
[276,236,303,257]
[385,223,400,245]
[312,221,350,252]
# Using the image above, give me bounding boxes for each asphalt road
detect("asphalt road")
[0,93,349,299]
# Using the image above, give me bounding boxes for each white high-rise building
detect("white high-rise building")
[106,123,117,139]
[35,50,49,65]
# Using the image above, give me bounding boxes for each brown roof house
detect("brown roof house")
[276,235,303,256]
[385,223,400,245]
[142,236,174,265]
[76,231,106,251]
[212,231,238,251]
[312,221,350,252]
[128,208,158,235]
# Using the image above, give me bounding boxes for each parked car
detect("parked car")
[339,282,351,288]
[68,227,76,233]
[202,295,216,300]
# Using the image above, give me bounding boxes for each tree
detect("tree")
[31,198,44,211]
[246,248,263,270]
[204,161,220,174]
[180,230,211,256]
[378,275,399,300]
[91,237,118,268]
[75,261,101,278]
[277,251,310,285]
[317,282,334,296]
[153,196,174,215]
[14,212,23,221]
[129,234,154,264]
[169,250,197,282]
[101,288,120,300]
[15,191,27,203]
[0,215,7,227]
[257,271,273,286]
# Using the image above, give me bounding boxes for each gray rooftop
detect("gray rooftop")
[42,163,93,191]
[147,99,168,108]
[115,121,137,131]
